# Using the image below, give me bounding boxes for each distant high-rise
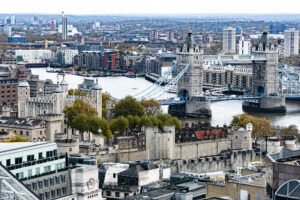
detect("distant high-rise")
[223,27,236,53]
[62,12,68,40]
[238,36,251,55]
[168,31,174,42]
[10,15,15,25]
[269,23,286,34]
[150,30,158,41]
[50,20,56,31]
[284,28,299,57]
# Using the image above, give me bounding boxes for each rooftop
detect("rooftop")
[0,142,55,154]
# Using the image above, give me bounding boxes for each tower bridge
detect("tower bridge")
[132,30,300,117]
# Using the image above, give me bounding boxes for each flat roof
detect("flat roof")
[0,142,55,154]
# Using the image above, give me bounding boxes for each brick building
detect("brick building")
[0,78,18,108]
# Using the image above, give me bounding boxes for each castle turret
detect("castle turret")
[53,83,64,115]
[18,81,30,118]
[60,75,69,99]
[92,79,102,118]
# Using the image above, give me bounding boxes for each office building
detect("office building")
[8,35,27,43]
[0,164,39,199]
[50,20,56,31]
[15,49,53,63]
[284,28,299,57]
[0,78,18,108]
[0,24,11,36]
[266,148,300,199]
[269,23,287,34]
[57,48,78,65]
[62,12,68,40]
[223,27,236,53]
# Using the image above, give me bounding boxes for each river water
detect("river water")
[31,68,300,128]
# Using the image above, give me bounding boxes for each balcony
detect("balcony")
[7,154,66,171]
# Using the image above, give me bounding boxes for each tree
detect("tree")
[72,113,89,139]
[89,116,112,139]
[127,115,140,130]
[1,136,29,142]
[139,116,153,127]
[140,98,161,116]
[156,113,172,123]
[231,114,274,142]
[68,89,74,96]
[64,99,98,128]
[280,124,299,141]
[110,117,129,136]
[165,117,182,131]
[114,96,145,117]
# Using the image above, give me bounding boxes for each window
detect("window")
[38,181,43,189]
[50,178,54,186]
[256,192,262,200]
[115,192,120,197]
[27,155,34,162]
[26,131,29,136]
[51,190,55,198]
[56,188,61,196]
[28,169,32,177]
[32,182,37,190]
[44,166,51,173]
[113,173,116,178]
[15,157,22,164]
[62,187,67,195]
[125,193,129,197]
[55,176,60,184]
[44,179,49,187]
[6,159,11,166]
[36,167,40,175]
[39,193,44,200]
[39,152,43,159]
[45,191,50,200]
[106,191,111,196]
[61,175,66,183]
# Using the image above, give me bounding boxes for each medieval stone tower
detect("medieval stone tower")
[169,30,211,118]
[251,30,280,96]
[91,79,102,118]
[18,81,30,118]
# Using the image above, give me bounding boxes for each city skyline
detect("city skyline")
[0,0,300,15]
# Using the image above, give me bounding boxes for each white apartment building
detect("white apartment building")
[284,28,299,57]
[57,48,78,65]
[239,36,251,55]
[15,49,53,63]
[0,142,66,179]
[223,27,236,53]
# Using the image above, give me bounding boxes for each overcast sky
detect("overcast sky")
[1,0,300,15]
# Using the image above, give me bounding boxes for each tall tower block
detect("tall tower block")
[169,30,211,118]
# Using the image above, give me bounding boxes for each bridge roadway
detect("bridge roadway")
[158,94,300,105]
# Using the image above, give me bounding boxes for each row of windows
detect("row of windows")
[27,175,66,190]
[1,85,16,89]
[38,187,67,200]
[1,90,16,93]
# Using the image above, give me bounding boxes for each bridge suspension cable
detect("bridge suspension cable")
[151,63,191,100]
[133,62,178,98]
[278,62,300,92]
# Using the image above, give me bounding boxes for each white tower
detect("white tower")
[92,79,102,118]
[18,81,30,118]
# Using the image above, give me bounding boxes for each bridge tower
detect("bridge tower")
[243,30,286,113]
[169,30,211,118]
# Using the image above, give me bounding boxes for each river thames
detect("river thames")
[31,68,300,128]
